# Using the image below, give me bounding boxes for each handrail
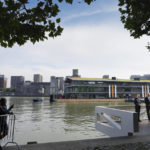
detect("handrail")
[0,114,20,149]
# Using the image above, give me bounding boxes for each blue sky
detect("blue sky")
[0,0,150,87]
[59,0,119,25]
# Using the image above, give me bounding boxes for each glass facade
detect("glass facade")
[64,77,150,99]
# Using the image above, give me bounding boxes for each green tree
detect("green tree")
[0,0,95,48]
[1,0,150,49]
[118,0,150,50]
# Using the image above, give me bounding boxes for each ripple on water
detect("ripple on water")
[7,97,130,145]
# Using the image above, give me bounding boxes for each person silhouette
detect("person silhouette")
[144,93,150,120]
[0,98,14,150]
[134,94,141,122]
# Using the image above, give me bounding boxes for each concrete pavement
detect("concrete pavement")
[5,134,150,150]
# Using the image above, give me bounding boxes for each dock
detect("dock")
[57,98,125,103]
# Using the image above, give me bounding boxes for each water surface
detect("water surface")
[6,97,135,145]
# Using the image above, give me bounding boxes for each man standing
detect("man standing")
[134,94,141,122]
[144,93,150,120]
[0,98,14,150]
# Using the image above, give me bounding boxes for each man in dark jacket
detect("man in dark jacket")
[144,93,150,120]
[0,98,14,150]
[134,94,141,122]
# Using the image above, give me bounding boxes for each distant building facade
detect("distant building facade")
[64,70,150,99]
[11,76,25,88]
[34,74,43,83]
[130,74,150,80]
[16,82,50,96]
[64,77,150,99]
[50,76,64,97]
[0,75,7,88]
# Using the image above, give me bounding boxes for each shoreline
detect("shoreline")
[57,98,126,103]
[3,96,126,103]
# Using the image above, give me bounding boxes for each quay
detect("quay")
[5,133,150,150]
[57,98,126,103]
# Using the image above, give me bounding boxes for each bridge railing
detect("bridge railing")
[0,114,20,149]
[95,106,139,137]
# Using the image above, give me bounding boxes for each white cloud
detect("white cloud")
[0,23,150,87]
[62,3,118,23]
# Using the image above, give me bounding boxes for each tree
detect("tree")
[1,0,149,49]
[0,0,95,48]
[118,0,150,50]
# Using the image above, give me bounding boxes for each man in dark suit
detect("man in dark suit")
[134,94,141,122]
[144,93,150,120]
[0,98,14,150]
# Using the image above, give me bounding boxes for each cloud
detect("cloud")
[62,3,118,23]
[0,22,149,87]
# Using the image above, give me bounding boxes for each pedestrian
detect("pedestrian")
[134,94,141,122]
[144,93,150,120]
[0,98,14,150]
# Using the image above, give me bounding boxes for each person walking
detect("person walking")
[134,94,141,122]
[144,93,150,120]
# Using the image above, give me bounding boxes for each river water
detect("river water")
[5,97,135,145]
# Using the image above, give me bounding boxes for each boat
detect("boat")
[33,98,43,102]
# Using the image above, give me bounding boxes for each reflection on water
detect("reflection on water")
[5,97,136,145]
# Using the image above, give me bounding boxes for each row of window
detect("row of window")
[65,87,146,93]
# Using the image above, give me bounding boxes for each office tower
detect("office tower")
[34,74,43,82]
[11,76,25,88]
[0,75,7,88]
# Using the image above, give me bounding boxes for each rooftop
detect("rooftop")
[70,77,150,83]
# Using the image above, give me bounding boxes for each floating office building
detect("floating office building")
[64,70,150,99]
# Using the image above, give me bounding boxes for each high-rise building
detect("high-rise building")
[34,74,43,83]
[11,76,25,88]
[0,75,7,88]
[50,76,64,95]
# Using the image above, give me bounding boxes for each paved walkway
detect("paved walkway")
[5,119,150,150]
[5,134,150,150]
[135,119,150,136]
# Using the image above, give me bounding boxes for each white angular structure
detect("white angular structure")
[95,106,138,137]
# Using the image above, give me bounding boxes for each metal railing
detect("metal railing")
[0,114,20,149]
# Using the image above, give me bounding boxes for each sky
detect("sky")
[0,0,150,87]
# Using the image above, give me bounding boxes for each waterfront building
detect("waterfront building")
[34,74,43,83]
[64,71,150,99]
[0,75,7,88]
[11,76,25,88]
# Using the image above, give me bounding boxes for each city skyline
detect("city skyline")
[0,0,150,87]
[2,71,150,88]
